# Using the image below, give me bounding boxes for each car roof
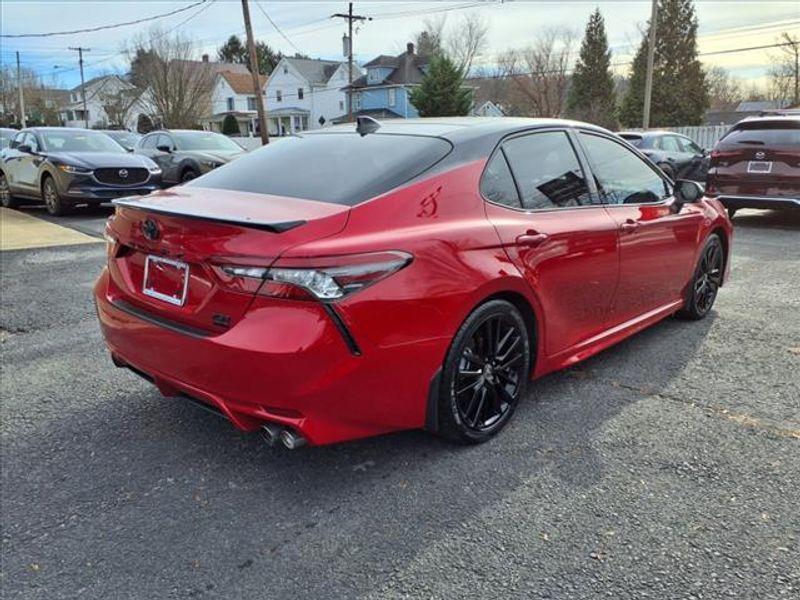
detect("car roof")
[309,116,610,146]
[735,115,800,127]
[617,130,684,138]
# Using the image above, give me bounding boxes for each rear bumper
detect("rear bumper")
[94,268,443,445]
[717,194,800,211]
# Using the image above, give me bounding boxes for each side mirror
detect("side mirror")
[156,144,172,153]
[674,179,704,208]
[17,144,32,154]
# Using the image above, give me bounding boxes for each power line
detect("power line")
[1,0,209,39]
[254,1,306,56]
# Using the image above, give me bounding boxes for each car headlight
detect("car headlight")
[147,165,161,174]
[57,164,92,174]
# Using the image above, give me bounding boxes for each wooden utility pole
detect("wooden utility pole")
[642,0,658,129]
[16,51,26,128]
[68,46,90,128]
[332,3,371,122]
[241,0,269,145]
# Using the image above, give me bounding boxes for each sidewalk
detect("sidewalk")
[0,207,101,251]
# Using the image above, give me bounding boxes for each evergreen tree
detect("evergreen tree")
[221,114,240,135]
[619,0,709,127]
[216,35,282,74]
[566,9,617,128]
[409,55,472,117]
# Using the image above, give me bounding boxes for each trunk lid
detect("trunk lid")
[105,186,349,333]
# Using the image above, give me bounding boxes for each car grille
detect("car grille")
[94,167,149,186]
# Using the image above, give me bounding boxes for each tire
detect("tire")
[0,172,20,208]
[659,163,675,181]
[727,207,737,219]
[678,234,724,320]
[437,300,531,444]
[180,168,199,183]
[42,175,71,216]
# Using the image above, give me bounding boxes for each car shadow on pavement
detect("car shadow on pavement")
[2,309,718,599]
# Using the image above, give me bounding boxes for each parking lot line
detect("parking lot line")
[0,207,102,251]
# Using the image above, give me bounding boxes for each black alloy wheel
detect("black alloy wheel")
[0,172,19,208]
[438,300,530,443]
[679,234,723,320]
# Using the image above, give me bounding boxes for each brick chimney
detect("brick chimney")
[406,42,415,55]
[201,54,209,63]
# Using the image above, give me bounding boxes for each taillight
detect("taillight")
[216,251,412,301]
[103,219,119,259]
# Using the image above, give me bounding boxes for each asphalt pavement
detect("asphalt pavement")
[1,206,798,599]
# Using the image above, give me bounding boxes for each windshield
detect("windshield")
[40,130,126,153]
[172,132,243,152]
[188,133,452,205]
[0,131,12,150]
[107,132,141,148]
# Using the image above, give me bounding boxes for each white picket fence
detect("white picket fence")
[627,125,730,149]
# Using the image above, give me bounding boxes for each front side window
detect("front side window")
[480,151,520,208]
[579,132,669,205]
[502,131,592,210]
[24,134,40,152]
[656,136,680,152]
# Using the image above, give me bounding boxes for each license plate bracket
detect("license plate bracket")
[747,161,772,174]
[143,255,189,306]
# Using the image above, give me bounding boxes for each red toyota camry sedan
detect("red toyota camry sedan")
[95,118,732,448]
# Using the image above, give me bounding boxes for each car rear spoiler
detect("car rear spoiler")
[112,197,305,233]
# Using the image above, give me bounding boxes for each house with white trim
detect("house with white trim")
[206,71,268,135]
[59,75,150,131]
[264,57,354,135]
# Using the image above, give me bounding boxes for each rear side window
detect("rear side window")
[620,134,644,148]
[189,133,452,205]
[579,133,669,205]
[480,151,520,208]
[722,122,800,147]
[502,131,593,210]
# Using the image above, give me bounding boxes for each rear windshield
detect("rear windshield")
[722,121,800,146]
[619,134,643,148]
[187,133,452,205]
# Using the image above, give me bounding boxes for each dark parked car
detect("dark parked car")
[99,130,142,152]
[618,130,709,182]
[135,129,245,186]
[706,115,799,217]
[0,128,162,215]
[0,127,17,150]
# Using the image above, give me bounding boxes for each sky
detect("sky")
[1,0,798,91]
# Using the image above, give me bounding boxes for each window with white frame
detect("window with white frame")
[297,88,304,100]
[339,100,344,111]
[388,88,396,107]
[227,97,235,111]
[276,90,282,102]
[247,97,256,111]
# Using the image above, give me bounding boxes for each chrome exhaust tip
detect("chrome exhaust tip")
[260,423,282,446]
[279,429,306,450]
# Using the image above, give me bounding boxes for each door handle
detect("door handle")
[620,219,639,233]
[516,231,549,247]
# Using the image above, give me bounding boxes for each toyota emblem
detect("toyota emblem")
[119,168,129,179]
[141,218,160,241]
[755,151,765,160]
